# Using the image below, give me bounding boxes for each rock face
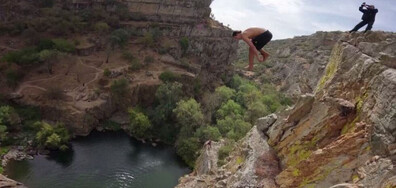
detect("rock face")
[238,31,344,98]
[178,32,396,188]
[0,174,26,188]
[6,0,237,136]
[177,127,280,188]
[121,0,238,80]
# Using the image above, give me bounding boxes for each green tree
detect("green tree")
[173,98,204,135]
[110,78,129,106]
[5,68,23,88]
[128,108,152,139]
[153,82,183,123]
[245,101,270,124]
[52,39,75,53]
[179,37,189,56]
[94,22,110,34]
[110,78,129,98]
[194,125,221,143]
[106,29,130,63]
[216,116,251,141]
[0,106,12,142]
[216,100,244,120]
[159,71,180,83]
[176,137,200,168]
[35,122,70,150]
[39,49,58,74]
[139,32,154,48]
[214,86,236,103]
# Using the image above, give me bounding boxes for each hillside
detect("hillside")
[235,31,343,98]
[0,0,237,136]
[177,31,396,188]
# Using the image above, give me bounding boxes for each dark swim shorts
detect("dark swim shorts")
[252,30,273,50]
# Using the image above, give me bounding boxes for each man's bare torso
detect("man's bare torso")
[242,27,267,39]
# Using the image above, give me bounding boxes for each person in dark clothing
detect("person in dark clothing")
[350,2,378,33]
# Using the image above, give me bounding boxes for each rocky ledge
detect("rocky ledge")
[178,31,396,188]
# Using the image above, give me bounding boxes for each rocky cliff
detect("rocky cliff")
[237,31,343,99]
[177,31,396,188]
[2,0,237,136]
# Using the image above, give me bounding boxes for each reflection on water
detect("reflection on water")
[6,131,190,188]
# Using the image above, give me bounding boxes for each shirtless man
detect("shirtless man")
[233,28,273,71]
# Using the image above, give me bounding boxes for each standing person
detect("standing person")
[350,2,378,33]
[233,28,272,71]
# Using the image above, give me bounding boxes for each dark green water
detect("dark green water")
[5,131,190,188]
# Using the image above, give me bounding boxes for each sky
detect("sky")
[210,0,396,39]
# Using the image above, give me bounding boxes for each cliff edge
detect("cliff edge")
[177,31,396,188]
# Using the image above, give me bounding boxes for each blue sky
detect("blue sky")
[211,0,396,39]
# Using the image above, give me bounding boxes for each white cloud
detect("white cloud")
[210,0,396,39]
[257,0,304,13]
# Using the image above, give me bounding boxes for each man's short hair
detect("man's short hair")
[232,31,242,37]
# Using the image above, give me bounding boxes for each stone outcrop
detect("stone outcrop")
[178,31,396,188]
[0,174,25,188]
[238,31,344,98]
[177,126,280,188]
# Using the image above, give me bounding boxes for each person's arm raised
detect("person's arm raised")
[359,4,367,13]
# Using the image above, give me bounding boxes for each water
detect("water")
[5,131,190,188]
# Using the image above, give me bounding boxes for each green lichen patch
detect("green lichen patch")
[316,43,343,92]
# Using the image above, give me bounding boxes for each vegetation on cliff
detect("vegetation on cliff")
[123,75,292,168]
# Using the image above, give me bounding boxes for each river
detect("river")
[5,131,190,188]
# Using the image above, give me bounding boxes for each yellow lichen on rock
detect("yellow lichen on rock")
[316,43,343,92]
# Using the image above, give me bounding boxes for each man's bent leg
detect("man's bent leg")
[350,20,368,32]
[364,21,374,32]
[260,49,270,62]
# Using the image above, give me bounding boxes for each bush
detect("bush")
[121,51,135,62]
[103,68,111,77]
[37,39,55,51]
[94,22,110,34]
[173,99,204,133]
[176,137,200,168]
[35,121,70,150]
[129,59,142,71]
[2,48,40,65]
[179,37,189,55]
[159,71,180,83]
[110,78,129,98]
[5,68,23,88]
[216,100,244,120]
[144,56,154,64]
[217,141,235,166]
[214,86,236,104]
[139,32,154,48]
[128,108,152,139]
[0,106,14,142]
[153,82,183,121]
[245,101,270,124]
[216,116,251,141]
[52,39,75,53]
[194,125,221,143]
[109,29,130,49]
[102,120,121,131]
